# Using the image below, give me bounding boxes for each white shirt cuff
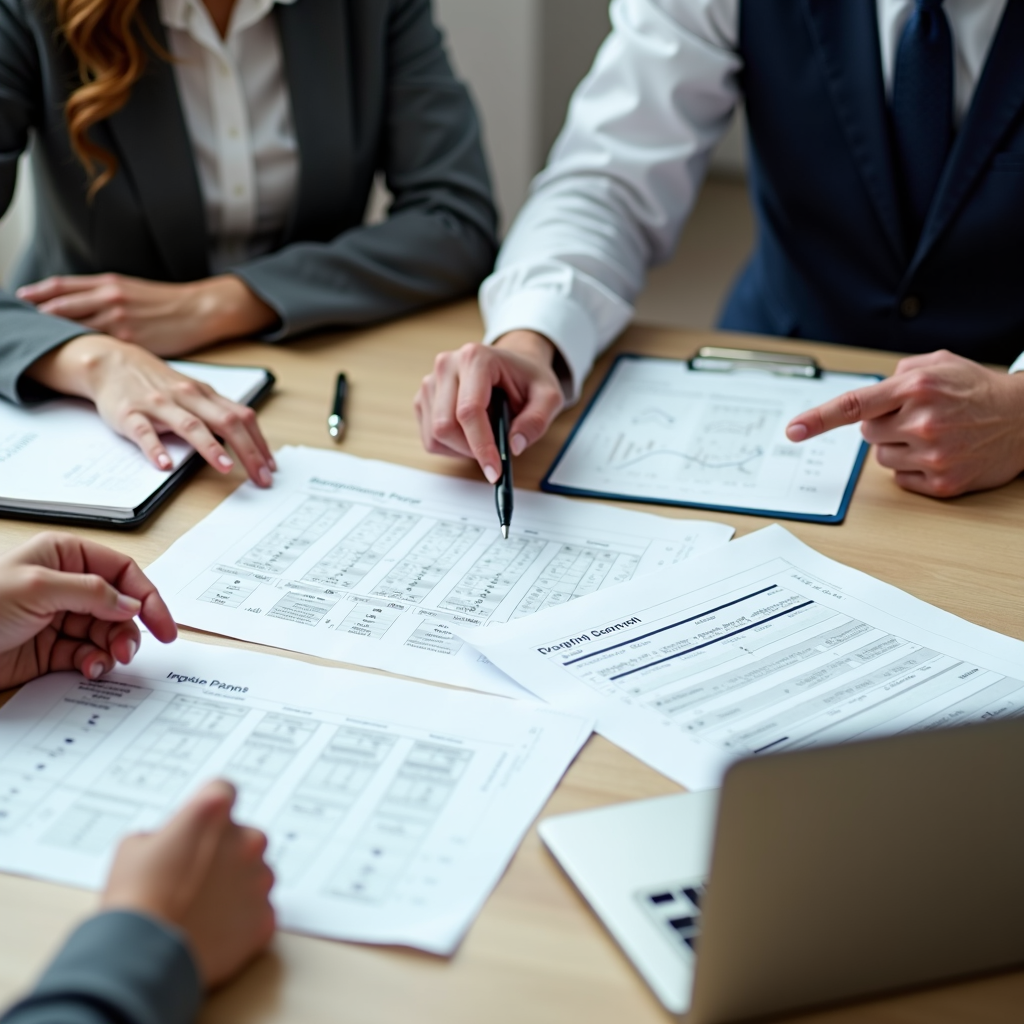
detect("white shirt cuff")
[481,289,599,403]
[1009,351,1024,374]
[480,264,634,404]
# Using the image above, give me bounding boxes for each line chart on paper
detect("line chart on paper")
[544,356,880,519]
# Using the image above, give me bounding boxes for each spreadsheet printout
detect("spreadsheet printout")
[544,357,879,519]
[0,639,591,954]
[146,447,734,697]
[458,526,1024,789]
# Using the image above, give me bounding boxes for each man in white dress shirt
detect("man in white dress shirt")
[416,0,1024,500]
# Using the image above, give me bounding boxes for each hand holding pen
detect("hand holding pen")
[413,336,565,484]
[488,387,514,538]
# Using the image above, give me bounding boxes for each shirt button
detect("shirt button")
[899,295,922,319]
[228,127,240,138]
[233,184,245,196]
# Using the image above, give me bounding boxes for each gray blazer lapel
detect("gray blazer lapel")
[906,0,1024,278]
[802,0,906,266]
[103,0,208,281]
[276,0,354,243]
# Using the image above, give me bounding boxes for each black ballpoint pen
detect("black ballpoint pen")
[328,372,348,442]
[488,387,514,539]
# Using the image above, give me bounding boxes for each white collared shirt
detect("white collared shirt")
[158,0,300,274]
[481,0,1016,400]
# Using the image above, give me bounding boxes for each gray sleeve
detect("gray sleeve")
[0,294,92,405]
[0,0,90,404]
[0,911,202,1024]
[234,0,498,340]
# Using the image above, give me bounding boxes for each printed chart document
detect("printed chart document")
[0,362,271,522]
[147,446,734,697]
[543,355,880,522]
[0,639,591,954]
[459,525,1024,789]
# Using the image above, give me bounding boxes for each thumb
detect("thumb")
[508,378,564,456]
[24,567,141,620]
[154,781,236,912]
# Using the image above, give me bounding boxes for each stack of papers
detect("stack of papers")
[8,436,1021,953]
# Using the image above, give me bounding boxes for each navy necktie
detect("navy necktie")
[891,0,954,242]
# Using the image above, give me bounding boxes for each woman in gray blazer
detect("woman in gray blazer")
[0,0,497,485]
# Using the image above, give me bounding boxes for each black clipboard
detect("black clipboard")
[0,370,275,530]
[541,348,879,525]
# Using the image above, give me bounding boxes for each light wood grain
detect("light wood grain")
[0,300,1021,1024]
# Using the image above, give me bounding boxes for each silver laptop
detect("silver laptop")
[539,718,1024,1021]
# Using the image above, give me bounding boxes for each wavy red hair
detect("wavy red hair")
[56,0,164,194]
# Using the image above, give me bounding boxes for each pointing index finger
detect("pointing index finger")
[786,376,905,441]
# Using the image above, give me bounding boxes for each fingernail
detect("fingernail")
[122,638,138,663]
[217,455,234,470]
[483,464,500,484]
[259,466,272,487]
[116,594,142,614]
[157,453,172,470]
[87,662,104,679]
[269,455,278,471]
[787,423,809,442]
[510,433,527,456]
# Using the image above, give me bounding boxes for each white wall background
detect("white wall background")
[0,156,32,285]
[435,0,747,231]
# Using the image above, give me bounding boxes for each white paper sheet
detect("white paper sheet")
[545,357,880,518]
[0,362,269,517]
[146,446,734,697]
[0,638,591,954]
[458,525,1024,790]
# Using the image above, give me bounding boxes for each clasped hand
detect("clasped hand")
[17,273,276,358]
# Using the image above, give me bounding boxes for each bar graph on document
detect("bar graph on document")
[147,447,733,696]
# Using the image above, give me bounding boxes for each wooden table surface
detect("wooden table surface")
[1,300,1021,1024]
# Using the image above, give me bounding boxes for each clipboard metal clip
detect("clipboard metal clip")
[687,346,820,378]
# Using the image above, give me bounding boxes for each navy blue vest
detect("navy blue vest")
[720,0,1024,365]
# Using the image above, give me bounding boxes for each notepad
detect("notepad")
[0,361,273,527]
[542,354,880,523]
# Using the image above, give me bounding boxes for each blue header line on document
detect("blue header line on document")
[609,600,814,682]
[559,584,783,666]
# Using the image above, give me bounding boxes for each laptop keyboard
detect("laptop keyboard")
[637,880,706,954]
